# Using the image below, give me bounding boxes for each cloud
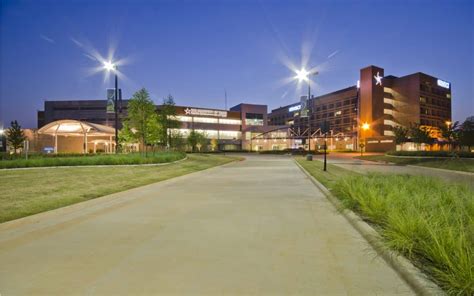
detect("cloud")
[40,34,55,44]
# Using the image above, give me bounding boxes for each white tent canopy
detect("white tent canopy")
[38,120,116,153]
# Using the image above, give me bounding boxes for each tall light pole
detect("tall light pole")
[104,61,119,153]
[360,122,370,156]
[295,68,319,153]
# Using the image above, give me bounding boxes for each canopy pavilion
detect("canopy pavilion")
[37,120,116,153]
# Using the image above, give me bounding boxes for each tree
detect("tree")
[392,125,409,150]
[6,120,26,154]
[409,123,434,150]
[440,121,460,151]
[458,118,474,151]
[169,130,186,151]
[187,130,207,152]
[124,88,157,155]
[157,95,180,149]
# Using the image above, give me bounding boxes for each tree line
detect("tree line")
[119,88,208,154]
[392,120,474,151]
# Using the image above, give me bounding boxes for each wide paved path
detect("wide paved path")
[0,155,413,295]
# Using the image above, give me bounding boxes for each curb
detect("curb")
[0,155,240,232]
[0,156,188,170]
[293,159,445,296]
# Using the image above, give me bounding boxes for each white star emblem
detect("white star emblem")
[184,108,191,115]
[374,72,383,86]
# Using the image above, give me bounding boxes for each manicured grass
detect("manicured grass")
[295,157,474,295]
[357,155,474,173]
[0,152,186,169]
[0,154,238,223]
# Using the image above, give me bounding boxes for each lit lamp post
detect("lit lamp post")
[360,122,370,156]
[0,127,4,152]
[295,68,319,155]
[103,61,119,153]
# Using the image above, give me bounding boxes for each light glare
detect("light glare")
[295,68,310,82]
[103,61,116,71]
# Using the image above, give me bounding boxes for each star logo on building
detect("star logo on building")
[374,72,383,86]
[184,108,191,115]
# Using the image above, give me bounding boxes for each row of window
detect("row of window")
[174,116,242,125]
[420,108,450,118]
[419,97,450,108]
[313,98,357,111]
[420,119,445,128]
[420,84,450,97]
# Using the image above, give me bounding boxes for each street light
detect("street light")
[360,122,370,156]
[104,61,119,153]
[294,68,319,154]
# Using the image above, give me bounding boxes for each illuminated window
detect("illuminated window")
[219,118,242,125]
[335,110,342,116]
[193,117,218,124]
[245,113,264,126]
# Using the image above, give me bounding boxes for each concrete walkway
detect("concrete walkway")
[0,155,413,295]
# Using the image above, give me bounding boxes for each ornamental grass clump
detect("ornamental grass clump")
[335,173,473,295]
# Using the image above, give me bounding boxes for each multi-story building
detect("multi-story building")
[35,65,451,153]
[268,65,452,151]
[38,100,129,128]
[36,101,291,152]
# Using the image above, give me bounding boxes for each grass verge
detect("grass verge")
[0,154,238,223]
[295,157,474,295]
[357,155,474,173]
[0,152,186,169]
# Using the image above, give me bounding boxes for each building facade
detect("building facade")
[38,100,129,129]
[268,65,452,151]
[37,101,292,151]
[35,65,451,153]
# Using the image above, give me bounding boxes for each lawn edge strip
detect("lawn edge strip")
[0,155,240,231]
[293,159,445,296]
[0,155,188,170]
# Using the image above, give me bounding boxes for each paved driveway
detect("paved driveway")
[0,155,413,295]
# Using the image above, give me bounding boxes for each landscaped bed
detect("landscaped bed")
[0,154,238,223]
[296,157,474,295]
[0,152,186,169]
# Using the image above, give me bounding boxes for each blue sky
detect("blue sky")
[1,0,473,128]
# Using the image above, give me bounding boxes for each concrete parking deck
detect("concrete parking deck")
[0,155,413,295]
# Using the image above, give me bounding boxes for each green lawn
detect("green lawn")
[0,152,185,168]
[0,154,238,223]
[295,157,474,295]
[356,155,474,173]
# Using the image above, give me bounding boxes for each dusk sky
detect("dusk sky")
[1,0,473,128]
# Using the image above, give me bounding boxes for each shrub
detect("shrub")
[335,174,474,295]
[0,152,185,169]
